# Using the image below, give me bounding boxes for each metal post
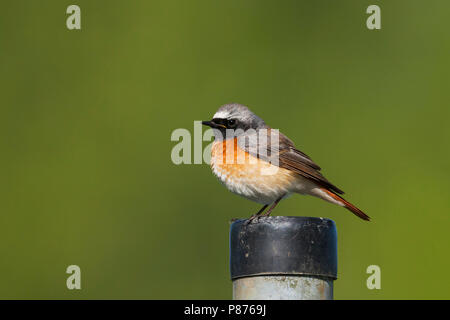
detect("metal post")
[230,216,337,300]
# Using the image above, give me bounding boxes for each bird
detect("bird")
[202,103,370,223]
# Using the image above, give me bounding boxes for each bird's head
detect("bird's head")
[202,103,266,140]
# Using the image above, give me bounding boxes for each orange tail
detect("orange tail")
[320,188,371,221]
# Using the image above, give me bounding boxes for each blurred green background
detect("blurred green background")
[0,0,449,299]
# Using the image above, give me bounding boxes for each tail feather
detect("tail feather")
[319,188,371,221]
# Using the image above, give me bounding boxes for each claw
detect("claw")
[245,215,258,225]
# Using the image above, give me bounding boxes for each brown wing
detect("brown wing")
[238,128,344,195]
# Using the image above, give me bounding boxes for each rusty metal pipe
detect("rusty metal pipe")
[230,216,337,300]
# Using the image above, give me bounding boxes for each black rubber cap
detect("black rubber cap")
[230,216,337,280]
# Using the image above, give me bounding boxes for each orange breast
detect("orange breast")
[210,138,297,190]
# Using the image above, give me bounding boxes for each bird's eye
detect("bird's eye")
[227,119,237,127]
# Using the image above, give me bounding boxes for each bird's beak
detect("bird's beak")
[202,120,226,129]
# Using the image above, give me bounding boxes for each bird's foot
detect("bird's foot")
[245,214,260,225]
[229,218,239,224]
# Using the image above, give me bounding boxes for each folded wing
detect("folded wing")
[238,128,344,195]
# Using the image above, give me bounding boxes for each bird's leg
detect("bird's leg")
[245,204,268,224]
[261,196,284,217]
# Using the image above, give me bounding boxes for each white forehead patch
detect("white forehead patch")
[213,110,231,119]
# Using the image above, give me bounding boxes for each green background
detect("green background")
[1,0,449,299]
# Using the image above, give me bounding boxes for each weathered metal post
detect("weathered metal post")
[230,216,337,300]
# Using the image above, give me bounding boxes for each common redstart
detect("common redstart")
[202,103,370,222]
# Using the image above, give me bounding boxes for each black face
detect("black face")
[202,118,238,129]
